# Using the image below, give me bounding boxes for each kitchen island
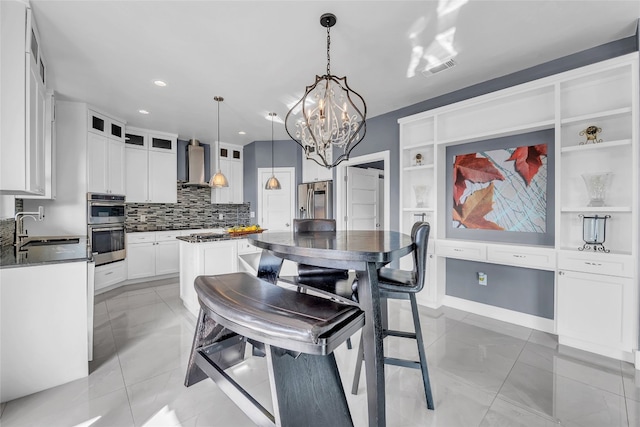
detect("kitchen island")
[178,231,263,317]
[0,237,91,402]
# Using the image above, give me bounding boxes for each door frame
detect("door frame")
[335,151,390,231]
[257,167,296,228]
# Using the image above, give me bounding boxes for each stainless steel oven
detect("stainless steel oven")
[87,193,126,266]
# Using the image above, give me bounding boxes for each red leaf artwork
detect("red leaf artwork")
[453,183,503,230]
[506,144,547,186]
[453,153,505,204]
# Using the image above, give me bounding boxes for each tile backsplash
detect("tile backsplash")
[125,182,251,231]
[0,199,22,247]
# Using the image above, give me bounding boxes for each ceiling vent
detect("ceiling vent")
[422,58,457,76]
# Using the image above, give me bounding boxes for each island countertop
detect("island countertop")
[0,236,90,269]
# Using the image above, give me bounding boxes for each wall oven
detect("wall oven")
[87,193,126,266]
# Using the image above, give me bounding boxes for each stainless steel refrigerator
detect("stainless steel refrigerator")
[297,181,333,219]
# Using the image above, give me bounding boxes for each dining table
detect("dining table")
[248,230,414,427]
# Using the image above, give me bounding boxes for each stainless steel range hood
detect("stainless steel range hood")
[183,139,211,187]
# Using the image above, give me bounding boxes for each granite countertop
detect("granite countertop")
[176,232,260,243]
[126,225,208,233]
[0,236,90,269]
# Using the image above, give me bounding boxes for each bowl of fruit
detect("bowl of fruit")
[226,224,265,236]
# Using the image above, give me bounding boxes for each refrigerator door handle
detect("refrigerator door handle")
[307,187,313,219]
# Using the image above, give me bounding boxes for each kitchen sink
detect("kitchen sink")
[21,237,81,248]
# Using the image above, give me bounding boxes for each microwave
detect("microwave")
[87,193,126,224]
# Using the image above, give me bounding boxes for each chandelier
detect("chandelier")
[285,13,367,169]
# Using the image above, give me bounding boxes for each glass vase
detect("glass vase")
[581,172,612,207]
[413,185,429,208]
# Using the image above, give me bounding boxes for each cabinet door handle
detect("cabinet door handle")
[558,271,564,276]
[105,271,113,276]
[513,254,526,258]
[584,261,602,266]
[453,248,463,252]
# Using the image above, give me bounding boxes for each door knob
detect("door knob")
[285,223,290,227]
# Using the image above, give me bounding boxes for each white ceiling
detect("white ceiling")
[30,1,639,146]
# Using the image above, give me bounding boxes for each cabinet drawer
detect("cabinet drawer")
[127,232,156,244]
[487,245,556,271]
[237,239,260,254]
[558,251,633,278]
[155,231,181,242]
[436,240,486,261]
[95,261,126,289]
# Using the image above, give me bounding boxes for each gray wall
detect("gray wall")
[243,139,302,218]
[446,259,555,319]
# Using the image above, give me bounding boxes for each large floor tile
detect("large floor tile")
[426,334,518,394]
[1,355,126,426]
[627,397,640,426]
[622,362,640,402]
[110,301,183,344]
[480,397,561,427]
[499,361,628,427]
[518,341,624,396]
[462,313,533,341]
[106,290,167,314]
[1,387,133,427]
[443,321,528,360]
[116,320,195,386]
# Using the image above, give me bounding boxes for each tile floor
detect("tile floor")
[1,277,640,426]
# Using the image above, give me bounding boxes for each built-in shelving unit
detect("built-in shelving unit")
[398,52,639,363]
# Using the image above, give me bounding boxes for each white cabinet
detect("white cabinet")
[212,143,243,204]
[87,110,125,195]
[557,269,635,359]
[125,127,177,203]
[94,261,127,292]
[0,1,47,195]
[127,231,180,280]
[302,151,333,183]
[23,91,56,200]
[1,261,88,402]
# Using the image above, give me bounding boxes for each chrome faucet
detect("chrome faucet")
[15,206,44,247]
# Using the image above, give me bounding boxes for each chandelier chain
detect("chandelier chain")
[326,24,331,75]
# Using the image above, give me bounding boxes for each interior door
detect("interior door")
[346,167,379,230]
[258,167,295,231]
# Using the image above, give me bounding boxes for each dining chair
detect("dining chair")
[350,221,434,410]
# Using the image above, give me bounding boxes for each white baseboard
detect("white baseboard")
[635,350,640,369]
[558,335,634,363]
[442,295,555,333]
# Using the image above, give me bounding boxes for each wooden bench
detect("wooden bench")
[185,272,364,427]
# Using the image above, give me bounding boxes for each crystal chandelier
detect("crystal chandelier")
[265,112,281,190]
[210,96,229,188]
[285,13,367,169]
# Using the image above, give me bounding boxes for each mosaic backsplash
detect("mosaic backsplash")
[0,199,22,247]
[125,182,251,232]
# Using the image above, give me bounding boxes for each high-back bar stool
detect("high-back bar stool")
[351,221,434,410]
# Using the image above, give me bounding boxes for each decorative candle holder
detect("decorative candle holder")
[579,125,603,145]
[578,214,611,252]
[581,172,612,207]
[413,185,429,208]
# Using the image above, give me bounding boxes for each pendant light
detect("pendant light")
[210,96,229,188]
[265,112,281,190]
[285,13,367,169]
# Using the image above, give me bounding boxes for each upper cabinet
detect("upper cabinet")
[301,150,332,183]
[212,143,243,204]
[0,1,48,195]
[124,126,177,204]
[87,110,126,195]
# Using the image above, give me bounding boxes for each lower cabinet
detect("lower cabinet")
[94,261,127,292]
[127,231,180,280]
[557,269,635,360]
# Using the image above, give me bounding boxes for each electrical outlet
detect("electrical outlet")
[478,272,487,286]
[250,211,255,218]
[219,213,224,220]
[140,214,146,222]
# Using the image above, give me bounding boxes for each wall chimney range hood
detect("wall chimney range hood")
[183,139,211,187]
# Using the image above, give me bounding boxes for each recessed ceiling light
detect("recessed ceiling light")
[238,131,246,135]
[153,80,167,87]
[138,109,150,114]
